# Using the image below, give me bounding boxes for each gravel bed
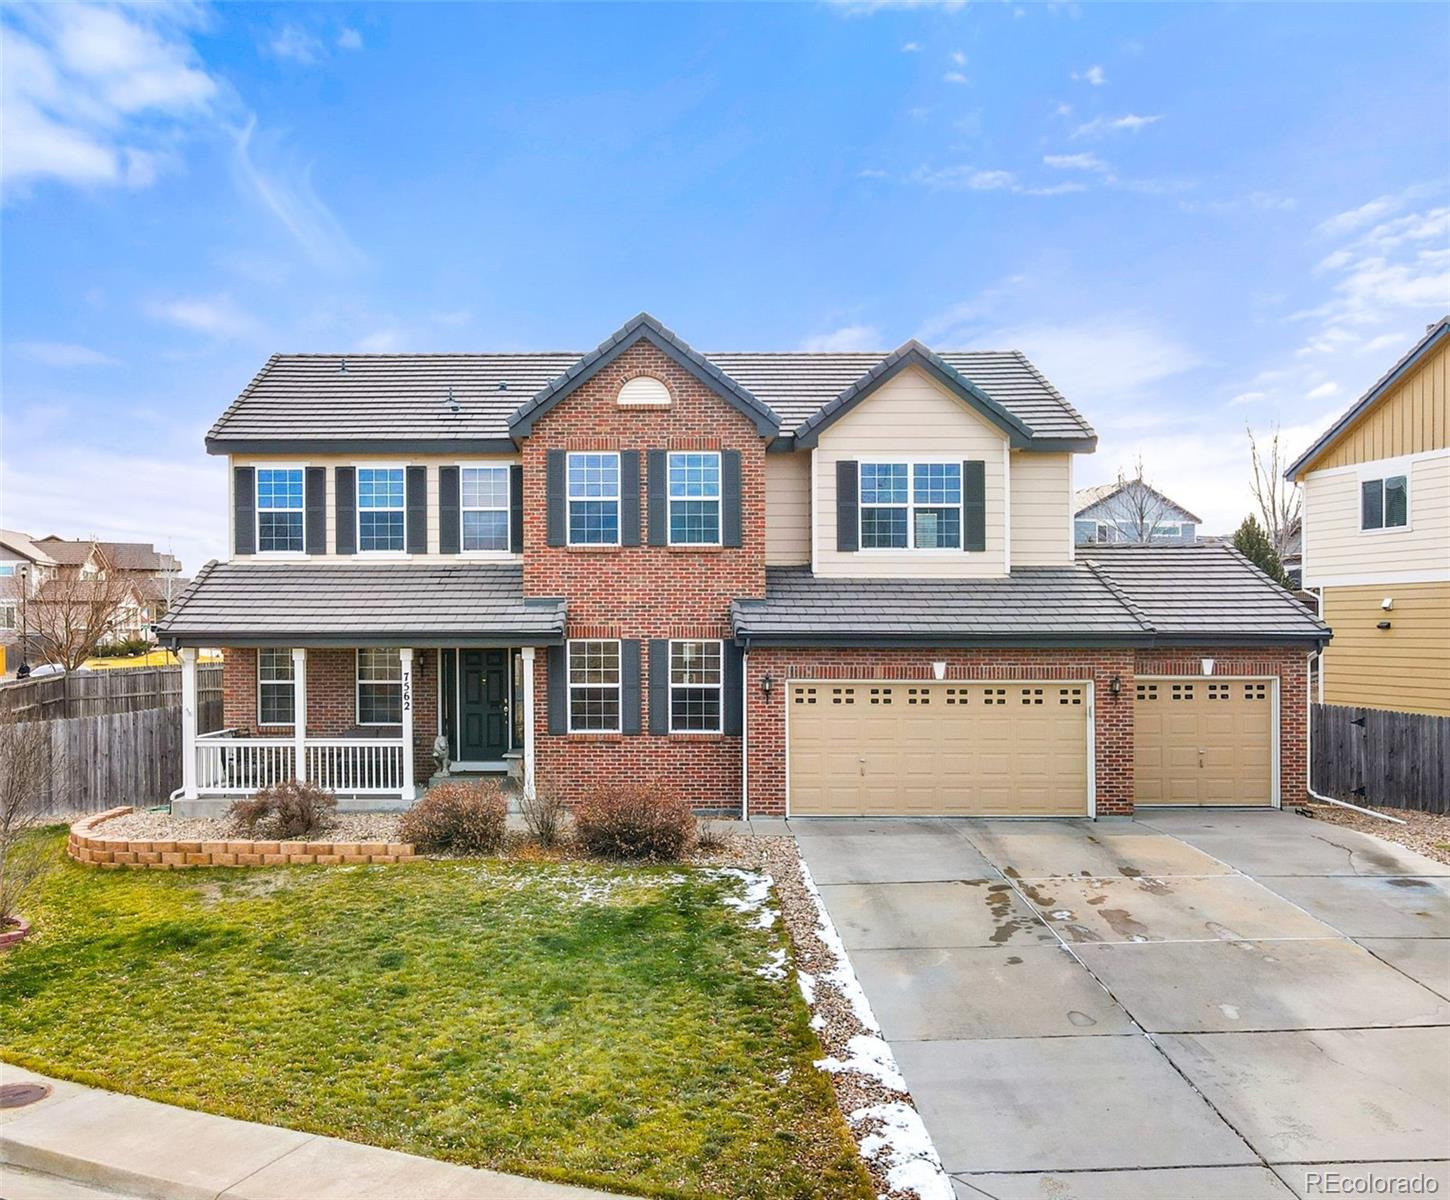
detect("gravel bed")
[94,810,404,843]
[1297,801,1450,866]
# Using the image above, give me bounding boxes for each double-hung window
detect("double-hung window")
[461,466,511,551]
[567,453,619,545]
[257,649,295,726]
[356,649,403,724]
[668,452,721,545]
[1,603,16,630]
[1361,474,1408,530]
[568,639,620,732]
[256,468,304,553]
[859,462,962,549]
[357,468,406,552]
[670,640,722,733]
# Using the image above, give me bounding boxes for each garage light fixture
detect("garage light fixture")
[932,661,947,681]
[760,672,775,697]
[1201,657,1215,676]
[1110,674,1122,697]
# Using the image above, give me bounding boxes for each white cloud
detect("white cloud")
[800,324,881,352]
[10,340,119,367]
[1229,391,1267,407]
[356,327,406,353]
[949,49,966,66]
[1072,65,1106,85]
[268,23,324,65]
[1305,381,1340,400]
[1073,113,1161,138]
[1053,102,1073,118]
[912,165,1015,191]
[1043,153,1107,172]
[337,27,363,51]
[1316,193,1402,238]
[943,71,968,85]
[147,294,260,340]
[857,167,888,179]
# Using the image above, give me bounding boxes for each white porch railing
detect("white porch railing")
[195,733,405,797]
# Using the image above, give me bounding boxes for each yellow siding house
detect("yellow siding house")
[1287,317,1449,717]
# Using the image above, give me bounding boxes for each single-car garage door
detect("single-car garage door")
[1134,678,1274,806]
[787,680,1089,816]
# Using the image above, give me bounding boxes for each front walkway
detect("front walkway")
[793,809,1450,1200]
[0,1065,622,1200]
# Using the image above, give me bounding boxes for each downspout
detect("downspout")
[1303,647,1404,825]
[740,647,749,821]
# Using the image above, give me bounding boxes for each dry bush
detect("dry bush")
[400,780,508,854]
[227,780,337,840]
[575,781,697,862]
[0,716,58,922]
[696,816,729,852]
[519,774,568,848]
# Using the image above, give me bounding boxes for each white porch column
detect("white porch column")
[292,648,307,783]
[180,647,198,800]
[400,647,416,801]
[520,646,537,799]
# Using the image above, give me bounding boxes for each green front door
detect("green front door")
[459,649,510,761]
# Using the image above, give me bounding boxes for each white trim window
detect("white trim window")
[567,639,621,732]
[860,461,962,549]
[257,648,295,726]
[1,602,16,630]
[0,562,17,577]
[256,468,305,553]
[567,453,620,546]
[461,465,511,551]
[668,451,721,545]
[357,648,403,724]
[1361,474,1408,531]
[670,639,722,733]
[357,468,406,552]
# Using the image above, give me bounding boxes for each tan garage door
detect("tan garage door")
[1134,678,1274,806]
[787,681,1089,817]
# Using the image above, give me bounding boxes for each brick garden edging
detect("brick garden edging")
[67,807,418,870]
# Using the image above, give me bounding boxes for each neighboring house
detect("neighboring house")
[0,528,59,671]
[1280,515,1303,590]
[158,313,1327,818]
[1286,316,1449,718]
[1073,479,1200,544]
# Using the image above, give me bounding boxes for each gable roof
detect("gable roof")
[507,312,779,439]
[1074,479,1202,524]
[1286,316,1450,480]
[0,529,59,567]
[31,537,180,573]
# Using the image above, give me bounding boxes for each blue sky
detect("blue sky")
[3,1,1447,573]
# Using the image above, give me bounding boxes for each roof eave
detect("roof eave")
[206,436,520,456]
[159,629,566,649]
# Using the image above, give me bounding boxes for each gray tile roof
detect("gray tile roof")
[206,339,1096,449]
[733,546,1328,647]
[156,561,566,647]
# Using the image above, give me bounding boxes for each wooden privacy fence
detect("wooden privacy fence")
[3,664,223,815]
[1311,703,1449,814]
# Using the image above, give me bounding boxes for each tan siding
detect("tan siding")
[1312,340,1449,470]
[1321,582,1450,716]
[1010,451,1073,566]
[1302,453,1450,586]
[232,451,520,560]
[813,367,1009,578]
[764,451,811,566]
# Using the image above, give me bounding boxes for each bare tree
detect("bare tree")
[23,547,145,671]
[1101,457,1177,544]
[0,716,59,923]
[1248,424,1302,558]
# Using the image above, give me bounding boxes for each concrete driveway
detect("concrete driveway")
[793,810,1450,1200]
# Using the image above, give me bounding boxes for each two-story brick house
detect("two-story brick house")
[158,313,1327,817]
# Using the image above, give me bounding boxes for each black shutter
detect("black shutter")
[509,464,524,552]
[620,450,641,547]
[647,450,668,546]
[406,466,427,554]
[836,460,859,552]
[621,639,642,735]
[546,450,566,547]
[304,467,326,554]
[963,459,986,552]
[335,467,356,555]
[233,466,255,556]
[723,640,743,735]
[721,449,742,548]
[441,650,458,757]
[649,639,670,735]
[439,466,460,554]
[548,645,567,734]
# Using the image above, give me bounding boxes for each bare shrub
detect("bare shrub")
[519,774,568,848]
[696,816,728,852]
[575,781,697,862]
[0,716,59,923]
[400,780,507,854]
[227,780,337,840]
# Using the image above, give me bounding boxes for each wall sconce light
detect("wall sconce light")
[932,661,947,681]
[1201,657,1215,676]
[760,672,775,697]
[1110,674,1122,697]
[1377,620,1392,630]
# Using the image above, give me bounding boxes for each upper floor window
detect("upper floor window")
[1361,474,1408,531]
[0,563,16,577]
[256,468,305,553]
[461,466,511,551]
[670,639,722,732]
[568,639,620,732]
[358,468,406,552]
[257,648,295,726]
[1,603,16,630]
[356,648,403,724]
[669,452,721,545]
[860,461,962,550]
[567,452,620,545]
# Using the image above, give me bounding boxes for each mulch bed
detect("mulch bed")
[1297,801,1450,866]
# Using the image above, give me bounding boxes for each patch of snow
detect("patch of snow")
[815,1034,906,1092]
[797,969,816,1005]
[797,859,881,1032]
[757,948,788,981]
[851,1101,954,1200]
[810,1014,826,1032]
[714,866,778,929]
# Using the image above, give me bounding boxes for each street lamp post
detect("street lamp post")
[16,563,30,679]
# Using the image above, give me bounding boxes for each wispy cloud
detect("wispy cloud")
[1314,188,1430,238]
[857,167,889,179]
[268,24,324,65]
[949,50,966,66]
[800,324,881,352]
[1043,153,1108,172]
[827,0,967,16]
[1072,65,1106,86]
[337,28,364,51]
[943,71,968,85]
[1305,381,1340,400]
[1073,113,1161,138]
[10,340,119,367]
[147,294,260,340]
[913,166,1016,191]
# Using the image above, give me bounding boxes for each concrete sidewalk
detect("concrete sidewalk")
[1,1065,624,1200]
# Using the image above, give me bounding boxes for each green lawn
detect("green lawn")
[0,833,870,1200]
